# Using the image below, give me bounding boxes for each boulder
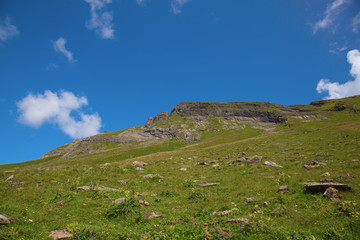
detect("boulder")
[304,161,326,168]
[117,179,129,185]
[226,218,249,224]
[264,161,283,168]
[138,198,150,206]
[113,198,126,204]
[324,187,340,202]
[5,175,14,182]
[299,182,352,192]
[237,155,262,164]
[0,214,11,225]
[278,185,289,192]
[199,182,220,187]
[143,211,161,219]
[132,161,148,167]
[143,174,163,179]
[49,230,73,240]
[212,208,237,216]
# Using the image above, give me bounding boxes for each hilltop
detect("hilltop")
[0,96,360,239]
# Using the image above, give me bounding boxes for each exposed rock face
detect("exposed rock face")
[40,100,313,159]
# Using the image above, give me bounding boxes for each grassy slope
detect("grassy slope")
[0,97,360,239]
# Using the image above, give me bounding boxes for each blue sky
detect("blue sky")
[0,0,359,164]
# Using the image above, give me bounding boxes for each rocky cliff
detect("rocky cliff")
[41,100,314,159]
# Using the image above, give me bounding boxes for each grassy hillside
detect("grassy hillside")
[0,96,360,239]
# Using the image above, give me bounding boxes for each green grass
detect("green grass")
[1,96,360,239]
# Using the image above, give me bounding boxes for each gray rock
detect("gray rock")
[49,229,73,240]
[244,197,254,204]
[299,182,352,192]
[143,174,163,179]
[117,179,129,185]
[261,201,271,206]
[143,211,161,219]
[304,161,326,168]
[321,172,331,177]
[324,187,340,202]
[136,167,144,171]
[77,186,120,192]
[278,185,289,192]
[199,182,220,187]
[132,161,148,167]
[226,218,249,224]
[212,208,237,216]
[5,175,14,182]
[237,155,262,164]
[180,168,187,171]
[113,198,126,204]
[138,198,150,206]
[264,161,283,168]
[8,182,24,186]
[0,214,11,225]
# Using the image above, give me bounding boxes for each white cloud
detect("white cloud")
[53,38,76,63]
[84,0,114,39]
[313,0,351,34]
[352,12,360,33]
[46,63,60,71]
[17,90,102,139]
[171,0,191,14]
[316,49,360,99]
[0,17,19,42]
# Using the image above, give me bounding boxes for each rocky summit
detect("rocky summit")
[0,95,360,239]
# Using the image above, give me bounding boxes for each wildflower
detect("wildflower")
[28,219,33,222]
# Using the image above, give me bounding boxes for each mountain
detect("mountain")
[0,96,359,239]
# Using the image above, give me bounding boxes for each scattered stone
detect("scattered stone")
[117,180,129,185]
[320,179,334,183]
[237,155,262,164]
[143,174,163,179]
[132,161,148,167]
[77,186,91,190]
[199,182,220,187]
[0,214,11,225]
[49,229,73,240]
[352,159,359,162]
[264,161,283,168]
[198,162,209,165]
[304,161,327,168]
[100,163,111,168]
[113,198,126,204]
[212,164,220,167]
[96,186,121,192]
[278,185,289,192]
[5,175,14,182]
[209,160,218,164]
[143,211,161,219]
[299,182,352,192]
[180,168,187,171]
[321,172,331,177]
[260,201,271,206]
[77,186,120,192]
[226,218,249,224]
[138,193,158,197]
[136,167,144,171]
[8,182,24,186]
[138,198,150,206]
[244,197,254,204]
[324,187,341,202]
[4,170,15,173]
[212,209,237,216]
[271,207,285,215]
